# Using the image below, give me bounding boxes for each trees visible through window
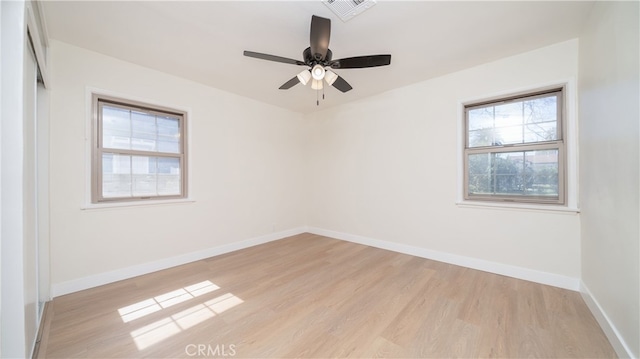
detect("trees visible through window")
[464,89,564,204]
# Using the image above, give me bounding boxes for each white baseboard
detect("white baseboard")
[307,227,580,291]
[51,227,308,297]
[580,281,636,359]
[53,226,580,296]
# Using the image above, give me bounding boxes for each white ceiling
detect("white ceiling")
[42,1,594,114]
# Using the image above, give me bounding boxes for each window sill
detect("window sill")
[81,198,195,211]
[456,200,579,214]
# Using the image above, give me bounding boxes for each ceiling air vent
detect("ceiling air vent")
[323,0,377,22]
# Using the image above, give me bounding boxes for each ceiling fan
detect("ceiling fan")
[243,15,391,104]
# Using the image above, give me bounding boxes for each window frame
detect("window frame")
[91,94,188,203]
[463,88,566,205]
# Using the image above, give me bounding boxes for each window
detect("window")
[464,88,564,204]
[92,95,187,203]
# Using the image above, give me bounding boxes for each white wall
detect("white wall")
[49,41,309,294]
[578,1,639,357]
[306,40,581,285]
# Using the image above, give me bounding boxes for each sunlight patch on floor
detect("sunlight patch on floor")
[118,280,220,323]
[130,318,181,351]
[128,291,244,350]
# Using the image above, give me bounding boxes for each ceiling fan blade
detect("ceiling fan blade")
[243,51,306,66]
[330,55,392,69]
[279,76,300,90]
[310,15,331,61]
[331,75,353,93]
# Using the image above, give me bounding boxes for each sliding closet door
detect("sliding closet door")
[1,2,49,356]
[37,78,50,315]
[23,32,40,353]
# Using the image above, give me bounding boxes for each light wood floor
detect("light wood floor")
[40,233,616,358]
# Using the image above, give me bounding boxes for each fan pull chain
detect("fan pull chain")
[316,88,319,106]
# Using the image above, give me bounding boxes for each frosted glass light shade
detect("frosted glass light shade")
[297,70,311,86]
[324,70,338,86]
[311,64,325,80]
[311,79,323,90]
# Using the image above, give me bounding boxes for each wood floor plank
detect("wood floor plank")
[41,234,617,358]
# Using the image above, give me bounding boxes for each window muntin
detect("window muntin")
[464,89,564,204]
[93,96,187,203]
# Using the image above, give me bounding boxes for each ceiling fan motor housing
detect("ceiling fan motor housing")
[303,47,332,66]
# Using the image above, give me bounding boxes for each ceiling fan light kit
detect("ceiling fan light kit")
[297,70,312,86]
[244,15,391,105]
[324,70,338,86]
[311,79,324,90]
[311,64,326,80]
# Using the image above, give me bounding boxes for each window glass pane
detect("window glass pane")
[468,149,559,198]
[493,152,524,194]
[157,116,181,154]
[102,106,131,150]
[101,154,180,198]
[468,152,491,193]
[101,105,182,154]
[132,156,157,196]
[494,102,523,129]
[102,153,131,198]
[525,150,559,196]
[131,111,157,152]
[467,93,558,148]
[494,125,523,146]
[157,157,181,195]
[524,121,557,143]
[468,107,494,131]
[468,107,497,147]
[524,96,558,142]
